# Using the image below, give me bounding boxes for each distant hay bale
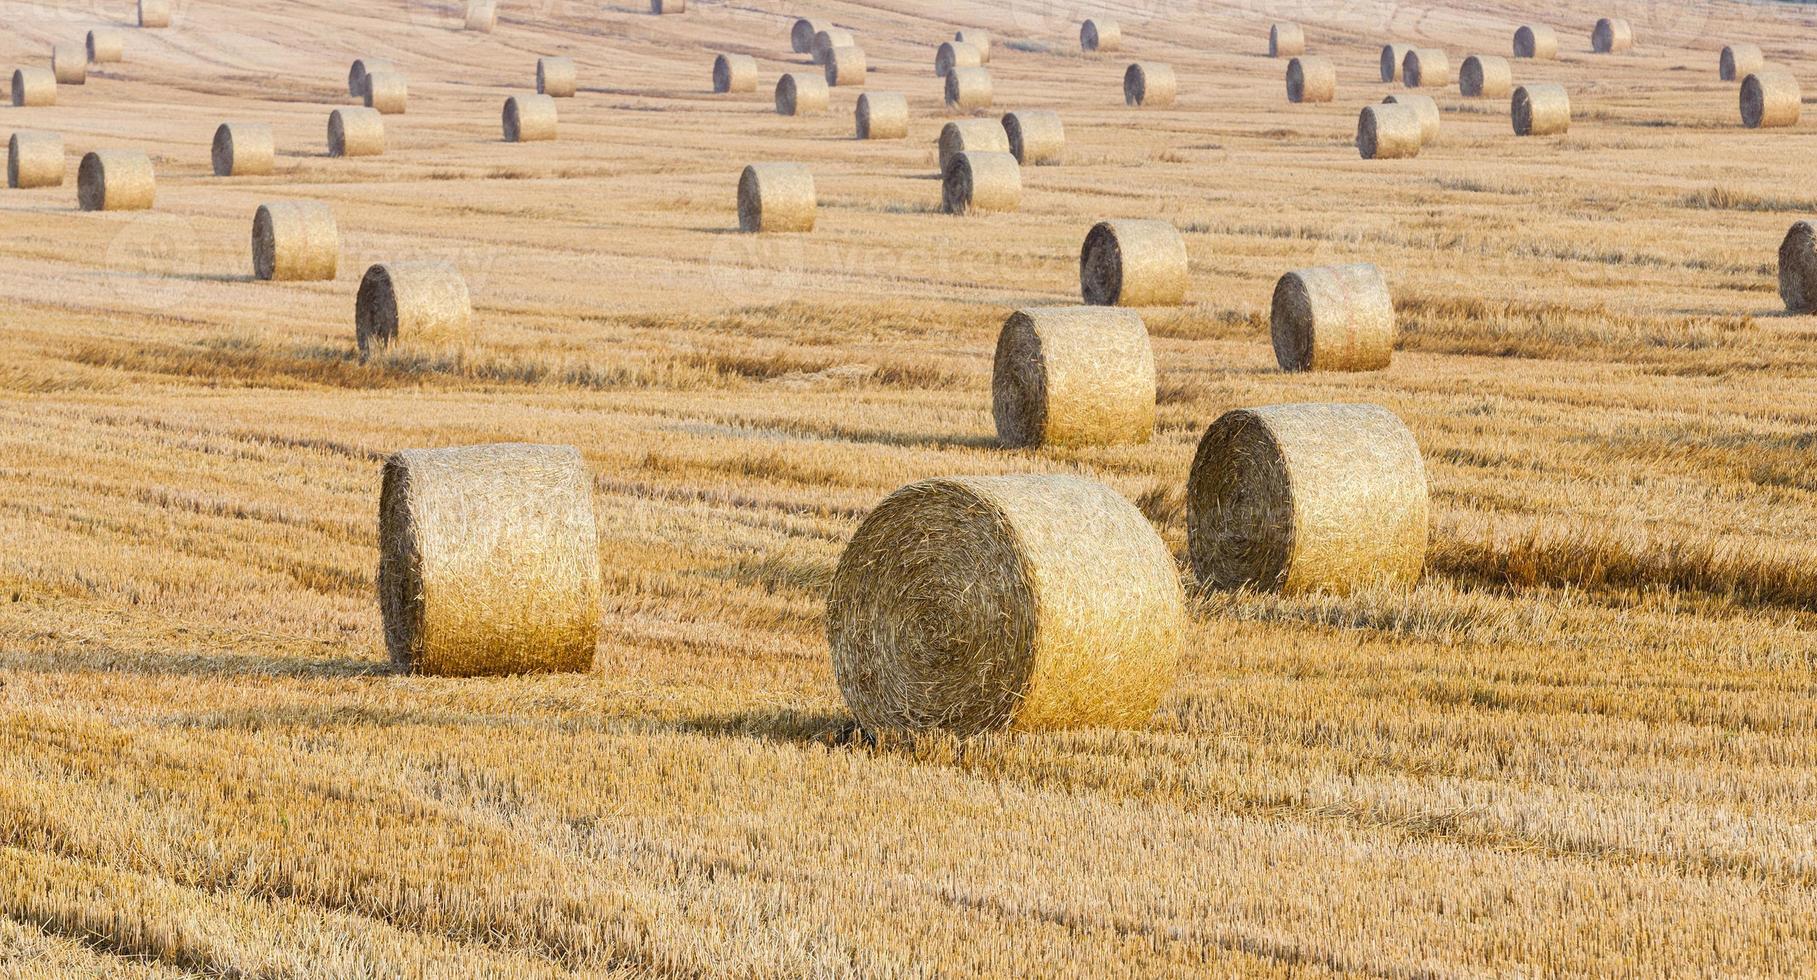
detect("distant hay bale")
[1592,18,1632,54]
[1002,109,1063,164]
[942,151,1020,215]
[328,107,385,156]
[992,306,1155,448]
[855,92,908,139]
[356,260,473,357]
[137,0,169,28]
[1187,402,1429,594]
[503,94,557,142]
[945,66,992,111]
[464,0,496,33]
[1382,93,1440,142]
[1269,23,1305,58]
[6,131,62,189]
[1459,54,1511,98]
[1286,56,1334,103]
[935,40,981,77]
[87,30,124,64]
[11,68,54,107]
[774,72,829,115]
[51,44,85,85]
[826,474,1184,735]
[738,163,815,233]
[1379,44,1409,82]
[651,0,684,12]
[938,118,1008,172]
[362,72,407,114]
[824,45,866,87]
[1512,83,1570,136]
[1741,70,1800,129]
[211,122,274,176]
[347,58,393,97]
[1513,25,1557,59]
[77,150,153,211]
[811,28,854,65]
[1720,45,1764,82]
[1402,49,1449,89]
[379,443,602,677]
[1124,63,1176,107]
[713,53,756,93]
[1081,19,1120,53]
[955,29,990,63]
[1356,104,1422,159]
[536,56,576,97]
[1271,263,1395,371]
[252,201,338,281]
[791,18,828,54]
[1779,220,1817,313]
[1080,219,1187,307]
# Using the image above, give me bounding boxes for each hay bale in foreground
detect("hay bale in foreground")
[362,71,407,114]
[138,0,169,28]
[1460,55,1511,98]
[938,118,1008,171]
[993,306,1155,448]
[1382,93,1440,142]
[1357,104,1421,159]
[348,58,394,97]
[51,44,85,85]
[379,443,601,677]
[811,28,854,65]
[537,56,576,97]
[464,0,497,33]
[503,94,557,142]
[87,30,125,64]
[1003,109,1063,164]
[1188,403,1429,594]
[252,201,338,281]
[1080,219,1187,307]
[855,92,908,139]
[713,53,756,93]
[1514,25,1557,59]
[1124,63,1176,107]
[1081,19,1120,53]
[935,41,981,78]
[1592,18,1632,54]
[942,151,1020,214]
[356,261,472,356]
[1402,49,1449,88]
[775,73,829,115]
[1286,57,1334,103]
[1269,23,1305,58]
[1271,263,1395,371]
[1379,44,1409,82]
[827,474,1184,735]
[77,150,153,211]
[1512,83,1570,136]
[824,45,866,87]
[11,68,54,107]
[7,131,62,189]
[1720,44,1763,82]
[945,66,992,111]
[738,163,815,232]
[955,29,991,63]
[1780,221,1817,314]
[212,122,274,176]
[792,18,828,54]
[328,107,385,156]
[1741,70,1800,129]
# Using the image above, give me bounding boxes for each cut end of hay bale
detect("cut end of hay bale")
[1080,219,1188,307]
[503,94,557,142]
[1188,403,1429,595]
[51,44,86,85]
[1741,70,1800,129]
[1286,56,1334,104]
[212,122,274,177]
[77,150,154,211]
[7,131,63,189]
[1271,263,1396,371]
[11,68,55,108]
[944,66,992,111]
[774,72,830,116]
[712,53,757,94]
[1081,19,1120,53]
[1269,22,1305,58]
[1403,49,1449,89]
[362,72,407,114]
[1592,18,1633,54]
[1382,93,1440,142]
[1002,109,1064,165]
[1780,221,1817,314]
[824,45,866,87]
[791,18,828,54]
[934,41,981,77]
[328,107,385,157]
[738,163,816,233]
[1357,104,1422,160]
[536,56,576,97]
[1123,63,1176,107]
[1512,83,1570,136]
[87,30,125,64]
[252,201,338,282]
[1720,44,1764,83]
[855,92,908,140]
[650,0,685,13]
[811,28,854,65]
[1379,44,1409,83]
[356,261,473,357]
[347,58,394,97]
[379,443,602,677]
[992,306,1156,449]
[137,0,170,28]
[1459,55,1512,99]
[938,118,1008,172]
[1513,25,1557,59]
[942,151,1020,215]
[827,474,1184,735]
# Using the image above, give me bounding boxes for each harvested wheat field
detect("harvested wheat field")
[3,0,1817,975]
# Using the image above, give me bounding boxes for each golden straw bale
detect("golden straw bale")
[1382,93,1439,142]
[775,72,829,116]
[1512,83,1570,136]
[138,0,169,28]
[1124,62,1176,107]
[955,29,990,63]
[356,261,472,357]
[211,122,273,177]
[738,163,815,233]
[464,0,496,33]
[1721,45,1764,82]
[51,44,85,85]
[1081,19,1120,53]
[945,66,992,111]
[1188,403,1429,594]
[827,474,1184,735]
[938,118,1008,172]
[11,68,54,107]
[379,443,601,677]
[328,107,384,156]
[347,58,393,97]
[942,151,1020,215]
[1356,104,1422,159]
[1592,18,1632,54]
[713,53,756,93]
[855,92,908,139]
[992,306,1155,448]
[1286,56,1334,103]
[1402,49,1449,88]
[1779,221,1817,314]
[503,94,557,142]
[824,45,866,87]
[7,131,63,189]
[1002,109,1063,165]
[87,30,125,64]
[1379,44,1409,82]
[536,56,576,97]
[252,201,338,282]
[1269,23,1305,58]
[1271,263,1395,371]
[362,71,407,114]
[1460,55,1511,98]
[77,150,153,211]
[791,18,829,54]
[1514,25,1557,59]
[651,0,684,12]
[1741,70,1800,129]
[1080,219,1187,307]
[811,28,854,65]
[935,41,981,77]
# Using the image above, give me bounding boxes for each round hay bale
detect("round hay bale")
[1269,23,1305,58]
[1002,109,1063,165]
[1779,220,1817,314]
[1403,49,1449,89]
[379,443,602,678]
[51,44,85,85]
[1286,56,1334,104]
[1080,219,1187,307]
[1382,93,1440,142]
[945,66,992,111]
[855,92,908,139]
[328,107,385,156]
[737,163,815,233]
[992,307,1155,448]
[791,18,829,54]
[774,72,829,116]
[1081,19,1120,53]
[824,45,866,87]
[252,201,338,281]
[356,261,473,356]
[827,474,1184,735]
[1459,55,1511,98]
[464,0,497,33]
[811,28,854,66]
[1188,403,1429,594]
[138,0,170,28]
[211,122,274,177]
[1356,104,1422,159]
[1513,25,1557,59]
[536,56,576,97]
[942,151,1020,215]
[1720,45,1764,83]
[362,71,407,114]
[935,41,981,77]
[11,68,55,108]
[87,30,125,64]
[348,58,394,97]
[1271,263,1395,371]
[1124,62,1176,107]
[712,53,756,93]
[503,94,557,142]
[955,29,990,64]
[77,150,153,211]
[1379,44,1409,82]
[938,118,1008,172]
[1741,70,1800,129]
[1512,83,1570,136]
[7,131,63,189]
[651,0,684,12]
[1592,18,1632,54]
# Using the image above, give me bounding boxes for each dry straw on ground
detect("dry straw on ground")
[362,72,407,114]
[826,474,1183,735]
[945,66,992,111]
[1123,63,1176,107]
[77,150,154,211]
[379,443,602,678]
[6,131,62,189]
[212,122,274,176]
[536,56,575,97]
[252,201,338,282]
[855,92,908,139]
[1403,49,1449,88]
[942,151,1020,215]
[811,29,854,65]
[1460,55,1511,98]
[86,30,124,64]
[328,107,384,156]
[1357,104,1422,159]
[1002,110,1063,164]
[1286,57,1334,103]
[1271,263,1396,371]
[935,41,981,78]
[1081,19,1120,53]
[1780,221,1817,313]
[992,306,1155,448]
[1592,18,1633,54]
[11,68,54,107]
[954,29,990,63]
[1741,70,1800,129]
[712,53,756,93]
[1080,219,1187,307]
[347,58,394,97]
[1269,23,1305,58]
[137,0,170,28]
[1382,93,1440,142]
[1512,83,1570,135]
[1379,44,1409,82]
[464,0,497,33]
[938,118,1008,171]
[737,163,816,233]
[824,46,866,87]
[355,260,473,357]
[1514,24,1557,59]
[774,73,829,115]
[51,44,85,85]
[791,18,828,54]
[1720,44,1764,82]
[651,0,685,13]
[503,94,557,141]
[1187,402,1429,594]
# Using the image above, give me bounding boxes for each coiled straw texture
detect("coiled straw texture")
[356,261,473,357]
[1357,104,1421,160]
[253,201,338,281]
[1779,221,1817,313]
[77,150,154,211]
[1271,263,1395,371]
[213,122,274,176]
[503,94,557,142]
[1081,19,1120,53]
[1512,83,1570,136]
[992,306,1155,448]
[537,56,576,97]
[738,163,816,233]
[1080,219,1187,307]
[856,92,908,139]
[938,119,1008,172]
[1124,63,1176,107]
[7,131,63,189]
[1002,109,1063,164]
[1741,70,1800,129]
